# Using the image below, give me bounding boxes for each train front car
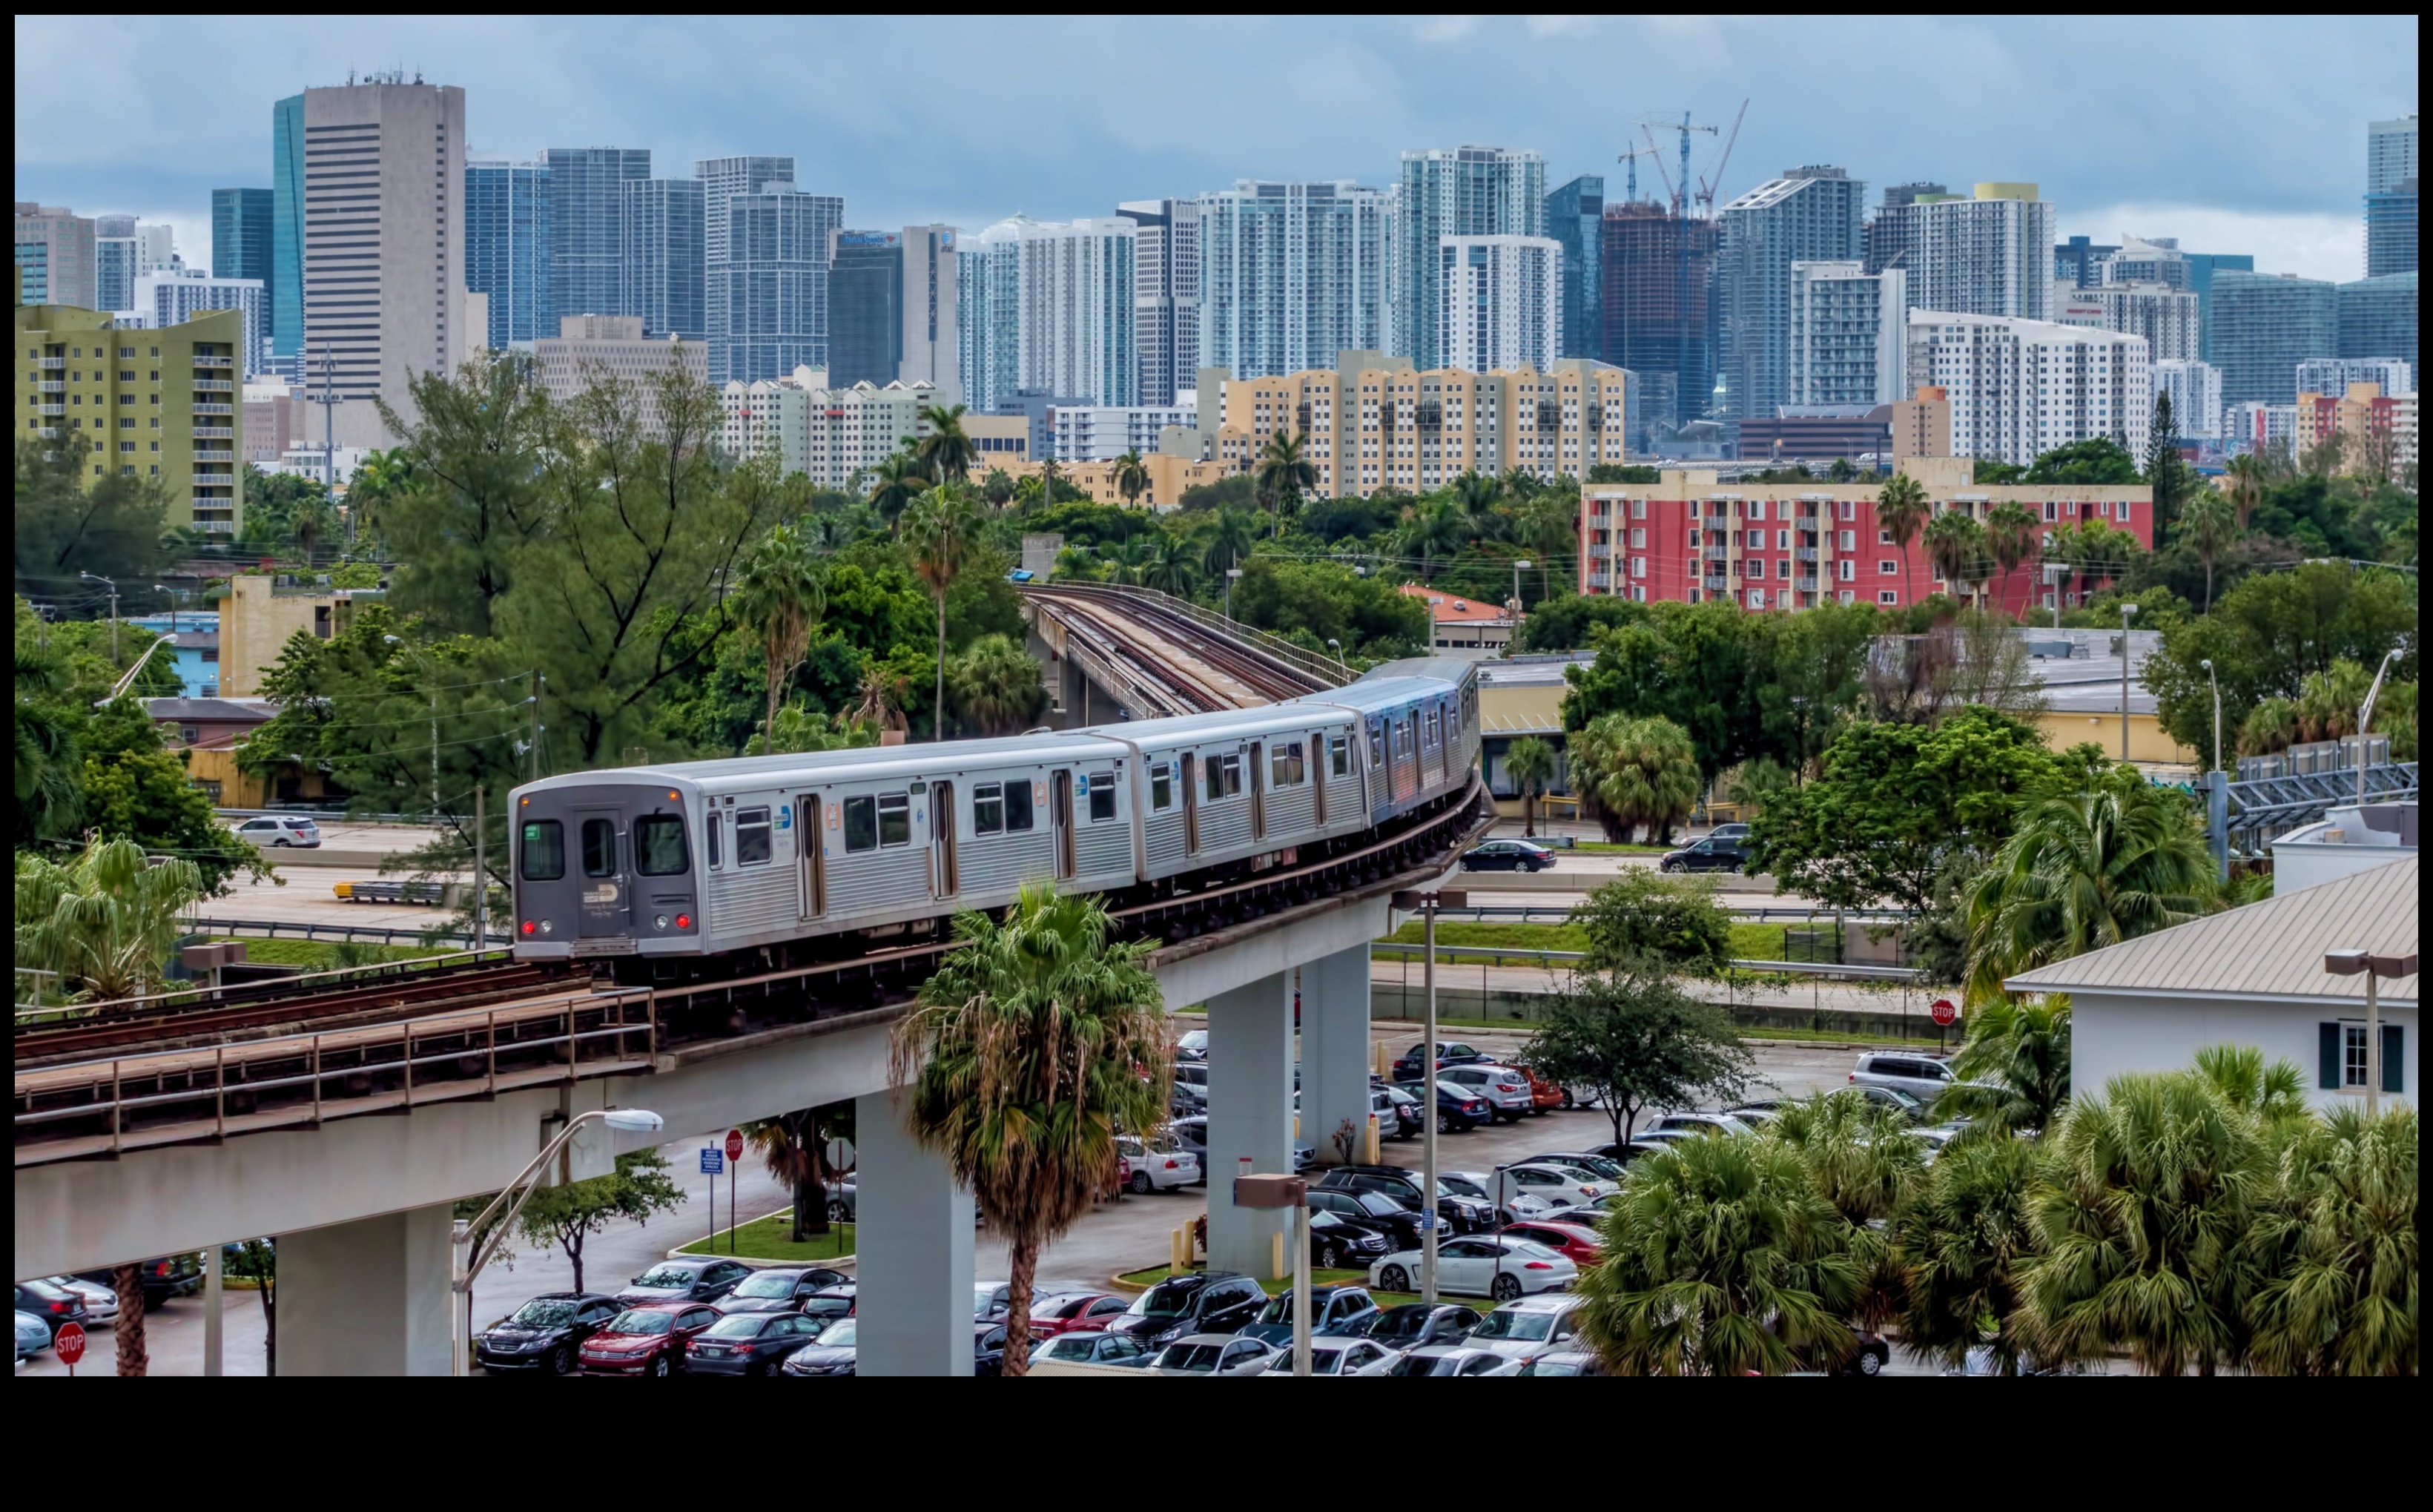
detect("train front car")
[510,776,705,962]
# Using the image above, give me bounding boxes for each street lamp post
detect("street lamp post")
[2323,951,2417,1115]
[80,571,120,661]
[2357,643,2406,804]
[1325,638,1347,679]
[2202,658,2222,774]
[2041,562,2070,630]
[2119,602,2139,762]
[1225,567,1244,621]
[451,1107,664,1376]
[1393,887,1465,1304]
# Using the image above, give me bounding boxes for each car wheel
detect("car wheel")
[650,1352,673,1379]
[1856,1346,1885,1377]
[1660,859,1683,874]
[1380,1265,1410,1293]
[1436,1111,1454,1135]
[827,1198,851,1224]
[1559,1088,1574,1109]
[549,1344,575,1376]
[272,837,291,848]
[1129,1170,1154,1195]
[1490,1273,1524,1302]
[1318,1243,1341,1269]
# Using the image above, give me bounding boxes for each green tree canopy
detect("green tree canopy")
[1519,966,1754,1147]
[1569,870,1734,977]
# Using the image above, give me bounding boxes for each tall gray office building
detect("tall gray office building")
[212,188,274,322]
[1195,180,1396,383]
[2208,271,2338,408]
[2339,272,2418,383]
[899,225,959,395]
[695,156,802,384]
[1546,175,1602,361]
[1116,198,1199,406]
[713,184,843,384]
[1716,166,1866,427]
[1398,145,1544,370]
[543,147,650,325]
[621,178,705,341]
[829,229,905,387]
[466,158,549,350]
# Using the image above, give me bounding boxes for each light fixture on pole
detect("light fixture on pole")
[2323,950,2416,1115]
[1232,1173,1311,1376]
[2201,658,2222,774]
[1325,637,1347,679]
[451,1107,664,1376]
[2041,561,2070,630]
[2119,602,2139,761]
[2356,641,2406,804]
[1392,887,1466,1305]
[1225,567,1244,621]
[1512,558,1531,625]
[80,570,120,662]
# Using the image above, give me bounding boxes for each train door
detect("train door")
[575,807,630,940]
[1181,753,1201,854]
[1311,728,1330,826]
[798,793,828,917]
[930,782,959,899]
[1052,770,1076,879]
[1248,740,1267,841]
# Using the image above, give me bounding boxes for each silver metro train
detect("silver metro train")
[507,658,1480,968]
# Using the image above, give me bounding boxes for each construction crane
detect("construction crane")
[1614,145,1662,206]
[1638,111,1717,219]
[1694,99,1750,217]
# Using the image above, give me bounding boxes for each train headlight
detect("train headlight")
[653,914,670,931]
[538,920,554,935]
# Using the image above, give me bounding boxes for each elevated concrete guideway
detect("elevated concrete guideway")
[1020,581,1344,724]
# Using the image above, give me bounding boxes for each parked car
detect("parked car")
[1390,1078,1494,1134]
[1391,1040,1491,1080]
[1485,1162,1611,1217]
[973,1321,1012,1376]
[1154,1333,1278,1376]
[1314,1166,1496,1233]
[1461,838,1555,872]
[1115,1133,1201,1194]
[687,1311,827,1376]
[1370,1236,1579,1301]
[1488,1350,1605,1376]
[617,1257,749,1306]
[1305,1209,1396,1269]
[798,1288,857,1329]
[1241,1284,1381,1347]
[579,1303,719,1377]
[780,1317,861,1376]
[236,814,322,848]
[1647,1111,1760,1140]
[1849,1052,1961,1106]
[713,1264,853,1315]
[820,1180,857,1224]
[1516,1150,1627,1182]
[1377,1344,1508,1377]
[1510,1065,1569,1112]
[1841,1330,1893,1377]
[78,1254,202,1309]
[12,1280,88,1340]
[1462,1293,1589,1364]
[1442,1063,1538,1123]
[1031,1330,1156,1367]
[1306,1186,1427,1255]
[1657,835,1747,874]
[1361,1302,1482,1351]
[1103,1270,1267,1351]
[47,1275,117,1326]
[1172,1061,1212,1109]
[1259,1337,1396,1375]
[1375,1084,1424,1140]
[1703,822,1752,845]
[473,1292,621,1374]
[1028,1291,1132,1337]
[16,1311,50,1359]
[1497,1220,1604,1267]
[1174,1028,1209,1063]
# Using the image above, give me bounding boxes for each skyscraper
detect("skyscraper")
[2368,115,2418,195]
[2338,272,2418,380]
[1437,236,1561,374]
[1905,310,2150,466]
[1545,175,1602,361]
[1115,198,1199,407]
[621,178,706,342]
[828,229,905,388]
[94,214,142,314]
[212,188,274,313]
[1898,183,2056,321]
[2053,232,2119,288]
[899,225,959,396]
[2072,283,2201,363]
[465,158,549,350]
[694,155,800,383]
[2152,359,2223,438]
[1398,146,1545,370]
[1717,166,1866,428]
[1600,201,1720,444]
[13,203,97,310]
[133,268,271,379]
[1789,261,1907,406]
[1863,181,1948,275]
[271,93,306,365]
[957,216,1137,412]
[2366,181,2419,277]
[2208,271,2338,408]
[711,184,842,384]
[544,147,650,325]
[1195,179,1396,383]
[2183,251,2255,363]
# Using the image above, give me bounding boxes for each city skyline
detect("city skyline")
[14,16,2416,285]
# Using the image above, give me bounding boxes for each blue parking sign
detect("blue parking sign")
[699,1148,724,1175]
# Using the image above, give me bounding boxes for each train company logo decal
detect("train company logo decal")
[584,883,621,905]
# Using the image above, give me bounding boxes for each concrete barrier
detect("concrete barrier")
[1475,865,1781,894]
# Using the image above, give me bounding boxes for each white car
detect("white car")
[1115,1135,1201,1194]
[1368,1236,1579,1301]
[234,814,322,848]
[1259,1337,1396,1376]
[1376,1344,1508,1377]
[1849,1052,1961,1105]
[47,1275,117,1324]
[1461,1293,1588,1364]
[1152,1333,1277,1376]
[1647,1112,1759,1139]
[1486,1162,1611,1215]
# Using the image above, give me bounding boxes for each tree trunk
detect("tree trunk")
[1522,791,1536,838]
[1001,1229,1043,1378]
[260,1281,277,1377]
[934,596,948,737]
[567,1236,585,1297]
[112,1264,148,1376]
[799,1129,828,1240]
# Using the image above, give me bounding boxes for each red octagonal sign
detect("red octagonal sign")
[54,1321,88,1367]
[724,1128,745,1162]
[1930,998,1958,1027]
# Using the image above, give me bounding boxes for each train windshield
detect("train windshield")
[633,816,690,876]
[520,820,564,880]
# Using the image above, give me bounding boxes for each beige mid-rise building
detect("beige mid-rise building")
[536,315,709,437]
[220,573,379,695]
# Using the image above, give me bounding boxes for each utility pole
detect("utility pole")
[474,784,488,947]
[81,571,120,662]
[529,672,544,782]
[1393,886,1466,1306]
[320,346,337,499]
[2119,602,2139,761]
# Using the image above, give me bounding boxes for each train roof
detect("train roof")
[1094,701,1355,745]
[515,729,1135,794]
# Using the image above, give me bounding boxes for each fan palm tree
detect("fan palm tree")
[1772,1091,1929,1330]
[2236,696,2301,757]
[1110,449,1151,509]
[850,661,911,739]
[1201,508,1258,580]
[1503,736,1555,838]
[1875,472,1930,608]
[1517,491,1577,600]
[889,882,1171,1377]
[14,836,208,1003]
[867,451,926,526]
[1938,997,2073,1138]
[1254,431,1317,537]
[1398,497,1471,584]
[2244,1104,2418,1376]
[949,634,1049,736]
[2222,453,2265,532]
[1450,471,1502,533]
[1985,501,2039,618]
[1575,1134,1862,1376]
[1891,1133,2041,1373]
[1962,782,2217,1006]
[2179,489,2238,613]
[980,466,1017,509]
[899,486,983,737]
[1922,510,1987,608]
[914,403,977,486]
[1143,533,1200,598]
[1098,536,1147,587]
[1571,714,1700,844]
[745,1103,854,1241]
[731,522,826,749]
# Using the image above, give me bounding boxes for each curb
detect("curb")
[665,1206,859,1271]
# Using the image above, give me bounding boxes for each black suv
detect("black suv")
[474,1291,622,1375]
[1659,835,1748,874]
[1390,1040,1492,1080]
[1306,1185,1427,1252]
[1315,1166,1496,1233]
[1103,1270,1267,1350]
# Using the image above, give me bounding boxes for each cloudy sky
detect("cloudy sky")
[15,16,2417,282]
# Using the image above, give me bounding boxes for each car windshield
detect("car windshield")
[1528,1357,1588,1376]
[607,1310,675,1335]
[729,1271,802,1299]
[1389,1351,1453,1377]
[629,1267,698,1289]
[1468,1309,1556,1341]
[1383,1087,1416,1106]
[1561,1155,1623,1178]
[1370,1308,1431,1341]
[812,1319,856,1347]
[1256,1294,1300,1324]
[1038,1336,1096,1360]
[703,1315,771,1338]
[1129,1281,1200,1319]
[506,1299,578,1327]
[1161,1343,1224,1372]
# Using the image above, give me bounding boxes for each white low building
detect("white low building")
[2007,854,2416,1112]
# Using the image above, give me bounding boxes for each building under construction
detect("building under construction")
[1599,201,1719,449]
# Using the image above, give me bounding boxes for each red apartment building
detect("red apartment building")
[1579,457,2154,616]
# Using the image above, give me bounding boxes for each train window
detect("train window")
[1150,762,1174,811]
[1331,736,1350,779]
[842,796,878,854]
[581,819,618,878]
[973,782,1003,835]
[707,812,722,868]
[520,820,565,880]
[1369,722,1385,767]
[878,793,911,848]
[1272,742,1305,787]
[1006,781,1035,832]
[1087,771,1118,822]
[633,816,690,876]
[1206,753,1244,799]
[1425,709,1440,747]
[735,807,774,865]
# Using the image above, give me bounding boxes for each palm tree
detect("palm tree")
[867,451,926,526]
[1575,1134,1862,1375]
[949,633,1049,736]
[1937,997,2073,1138]
[1504,736,1555,838]
[1110,449,1151,509]
[13,640,80,845]
[1875,472,1930,609]
[2237,696,2300,757]
[850,661,911,741]
[745,1103,854,1241]
[1200,508,1258,580]
[1397,497,1470,584]
[2222,453,2265,532]
[1571,714,1700,844]
[1450,471,1503,535]
[1516,490,1577,600]
[1098,536,1147,587]
[1772,1091,1929,1332]
[899,486,983,737]
[1922,510,1987,607]
[1985,501,2039,618]
[2179,489,2237,613]
[889,882,1170,1377]
[14,835,207,1002]
[2020,1068,2268,1376]
[980,466,1017,509]
[731,522,825,748]
[1962,782,2217,1006]
[2245,1104,2419,1376]
[1891,1133,2041,1373]
[1253,431,1317,537]
[914,403,977,486]
[1143,533,1200,598]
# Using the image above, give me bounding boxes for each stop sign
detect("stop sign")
[724,1129,744,1162]
[54,1321,88,1367]
[1930,998,1958,1027]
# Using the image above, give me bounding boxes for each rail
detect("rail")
[1369,942,1925,984]
[14,946,512,1024]
[1429,904,1913,925]
[1026,581,1342,696]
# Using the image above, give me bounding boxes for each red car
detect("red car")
[1029,1291,1132,1338]
[1499,1220,1603,1267]
[578,1302,720,1377]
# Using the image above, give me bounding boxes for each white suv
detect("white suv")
[1115,1135,1200,1194]
[1850,1052,1958,1105]
[235,815,323,848]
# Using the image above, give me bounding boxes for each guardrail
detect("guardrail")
[1430,904,1913,925]
[1370,942,1924,983]
[188,917,506,948]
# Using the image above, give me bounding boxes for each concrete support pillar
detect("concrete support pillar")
[852,1090,975,1376]
[1301,945,1375,1167]
[1205,971,1293,1278]
[275,1202,454,1376]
